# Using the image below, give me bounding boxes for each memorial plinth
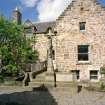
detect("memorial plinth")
[45,28,55,83]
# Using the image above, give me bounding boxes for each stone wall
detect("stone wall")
[53,0,105,81]
[35,33,48,62]
[34,0,105,81]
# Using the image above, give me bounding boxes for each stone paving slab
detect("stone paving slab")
[0,86,105,105]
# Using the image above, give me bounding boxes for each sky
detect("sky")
[0,0,105,22]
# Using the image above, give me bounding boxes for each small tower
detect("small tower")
[12,7,22,25]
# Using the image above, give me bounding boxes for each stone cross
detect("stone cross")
[46,28,55,73]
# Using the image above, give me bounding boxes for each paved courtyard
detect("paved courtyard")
[0,86,105,105]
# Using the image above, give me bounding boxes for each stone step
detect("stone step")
[56,82,76,88]
[29,84,77,93]
[35,75,45,79]
[34,72,46,79]
[29,81,55,87]
[30,86,77,93]
[31,79,46,82]
[34,77,45,81]
[29,80,76,88]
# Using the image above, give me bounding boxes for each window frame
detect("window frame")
[79,22,86,31]
[78,45,89,62]
[90,70,98,80]
[72,70,80,80]
[25,27,32,34]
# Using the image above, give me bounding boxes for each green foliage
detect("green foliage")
[3,64,17,75]
[0,75,4,83]
[0,17,38,77]
[100,65,105,74]
[100,83,105,90]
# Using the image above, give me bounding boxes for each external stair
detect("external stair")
[29,71,76,88]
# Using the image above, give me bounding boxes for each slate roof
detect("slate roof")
[24,20,56,34]
[33,21,56,33]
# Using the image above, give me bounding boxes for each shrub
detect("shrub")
[100,83,105,90]
[0,75,4,83]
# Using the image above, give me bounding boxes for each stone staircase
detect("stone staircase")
[29,71,76,88]
[29,72,47,87]
[29,72,58,87]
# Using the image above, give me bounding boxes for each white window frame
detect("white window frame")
[78,45,90,63]
[90,70,99,81]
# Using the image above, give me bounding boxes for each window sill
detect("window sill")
[80,30,86,33]
[90,79,99,82]
[77,61,91,65]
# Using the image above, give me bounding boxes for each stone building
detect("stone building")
[13,0,105,83]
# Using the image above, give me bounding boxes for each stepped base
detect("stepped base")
[29,79,76,88]
[45,72,55,81]
[29,71,76,88]
[29,81,55,87]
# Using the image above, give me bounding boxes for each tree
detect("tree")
[0,17,38,77]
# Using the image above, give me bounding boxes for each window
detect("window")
[25,28,32,33]
[90,70,98,80]
[72,70,80,80]
[78,45,89,61]
[79,22,86,31]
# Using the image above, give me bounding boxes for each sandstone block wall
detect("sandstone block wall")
[34,0,105,81]
[54,0,105,81]
[35,34,48,62]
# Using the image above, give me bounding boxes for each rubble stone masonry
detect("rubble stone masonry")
[35,0,105,81]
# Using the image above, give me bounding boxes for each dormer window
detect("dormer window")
[25,27,32,34]
[79,22,86,31]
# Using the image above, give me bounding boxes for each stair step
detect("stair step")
[34,77,45,80]
[36,74,45,77]
[29,82,55,87]
[35,76,45,79]
[29,84,77,93]
[29,80,75,87]
[35,73,46,79]
[29,81,53,84]
[31,79,46,82]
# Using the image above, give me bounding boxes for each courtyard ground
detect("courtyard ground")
[0,86,105,105]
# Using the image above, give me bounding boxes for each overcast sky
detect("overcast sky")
[0,0,105,22]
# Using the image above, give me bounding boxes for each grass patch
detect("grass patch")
[85,82,105,92]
